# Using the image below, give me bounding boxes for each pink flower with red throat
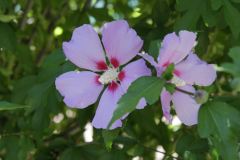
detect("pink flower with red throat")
[55,20,151,129]
[141,31,216,126]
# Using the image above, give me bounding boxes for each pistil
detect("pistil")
[98,68,119,84]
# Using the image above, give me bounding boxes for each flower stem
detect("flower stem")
[175,87,195,96]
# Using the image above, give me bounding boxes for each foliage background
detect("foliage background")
[0,0,240,159]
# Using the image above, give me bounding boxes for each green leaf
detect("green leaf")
[0,101,30,111]
[148,40,161,60]
[176,133,209,159]
[102,129,120,150]
[60,144,128,160]
[230,77,240,92]
[18,137,35,160]
[108,76,165,128]
[175,0,202,30]
[0,22,16,52]
[12,76,37,103]
[210,0,223,10]
[0,14,16,23]
[126,144,144,157]
[14,44,35,73]
[221,47,240,91]
[198,101,240,160]
[0,0,10,11]
[223,0,240,38]
[41,49,66,69]
[228,47,240,65]
[0,136,19,160]
[162,64,175,80]
[165,83,176,94]
[231,0,240,3]
[175,0,217,30]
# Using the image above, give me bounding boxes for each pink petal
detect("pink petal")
[120,59,151,84]
[158,31,196,66]
[55,71,103,108]
[172,85,200,126]
[138,53,166,75]
[63,25,107,71]
[175,53,217,86]
[92,84,124,129]
[158,32,179,66]
[120,59,151,109]
[102,20,143,66]
[135,98,147,109]
[160,88,172,123]
[138,53,158,67]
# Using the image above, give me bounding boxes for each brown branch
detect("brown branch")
[19,0,34,30]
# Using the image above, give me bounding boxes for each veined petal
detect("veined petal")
[158,32,180,66]
[160,88,172,123]
[158,31,196,66]
[120,59,151,84]
[63,25,107,71]
[92,85,124,129]
[120,59,151,109]
[138,52,158,67]
[172,85,200,126]
[55,71,103,108]
[102,20,143,66]
[175,53,217,86]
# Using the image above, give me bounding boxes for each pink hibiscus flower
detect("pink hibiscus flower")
[55,20,151,129]
[141,31,216,126]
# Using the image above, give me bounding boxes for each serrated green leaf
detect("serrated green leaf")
[108,76,165,128]
[198,101,240,160]
[0,101,30,111]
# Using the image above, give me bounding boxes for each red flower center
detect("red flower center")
[110,58,120,68]
[108,81,118,92]
[96,61,108,70]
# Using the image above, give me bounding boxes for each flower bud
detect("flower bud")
[194,90,209,104]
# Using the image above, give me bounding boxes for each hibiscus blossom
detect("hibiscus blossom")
[141,31,216,125]
[55,20,151,129]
